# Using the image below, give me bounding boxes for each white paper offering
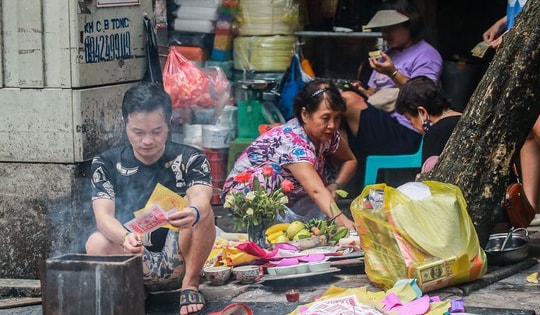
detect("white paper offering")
[124,203,177,234]
[304,295,384,315]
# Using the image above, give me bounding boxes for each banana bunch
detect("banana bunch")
[265,222,290,244]
[265,221,312,244]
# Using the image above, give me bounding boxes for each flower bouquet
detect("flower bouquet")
[223,166,293,245]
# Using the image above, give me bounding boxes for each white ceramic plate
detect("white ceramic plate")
[258,267,341,282]
[326,251,364,261]
[299,246,338,255]
[329,257,364,268]
[300,247,364,260]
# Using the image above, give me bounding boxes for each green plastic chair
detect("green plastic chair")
[363,138,424,187]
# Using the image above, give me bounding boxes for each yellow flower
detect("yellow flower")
[245,191,256,201]
[224,194,235,208]
[246,208,254,216]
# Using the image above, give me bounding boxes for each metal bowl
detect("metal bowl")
[237,79,276,91]
[485,229,529,266]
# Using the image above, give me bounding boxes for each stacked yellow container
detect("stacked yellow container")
[233,0,301,72]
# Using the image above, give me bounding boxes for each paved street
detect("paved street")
[1,208,539,315]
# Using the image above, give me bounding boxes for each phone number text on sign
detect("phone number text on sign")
[83,17,132,64]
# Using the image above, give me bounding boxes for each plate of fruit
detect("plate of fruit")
[265,219,351,250]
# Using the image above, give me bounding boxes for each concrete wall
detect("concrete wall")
[0,162,94,279]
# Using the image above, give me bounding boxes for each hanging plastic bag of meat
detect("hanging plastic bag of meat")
[163,46,213,124]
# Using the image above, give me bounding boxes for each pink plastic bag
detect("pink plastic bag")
[163,46,213,111]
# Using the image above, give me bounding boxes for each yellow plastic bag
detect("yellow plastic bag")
[351,181,487,292]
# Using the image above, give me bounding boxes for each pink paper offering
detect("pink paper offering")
[124,203,176,234]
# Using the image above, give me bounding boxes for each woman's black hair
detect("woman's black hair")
[292,79,346,124]
[395,76,451,116]
[380,0,424,42]
[121,82,172,123]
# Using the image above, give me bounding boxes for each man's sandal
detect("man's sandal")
[179,289,207,315]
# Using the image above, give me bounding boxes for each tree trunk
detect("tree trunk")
[421,1,540,247]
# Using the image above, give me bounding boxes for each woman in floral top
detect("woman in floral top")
[223,80,358,231]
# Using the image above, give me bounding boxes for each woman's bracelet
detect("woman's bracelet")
[189,205,201,226]
[330,211,344,222]
[390,69,399,79]
[329,181,343,189]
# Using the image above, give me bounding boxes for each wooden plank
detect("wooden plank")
[0,297,42,309]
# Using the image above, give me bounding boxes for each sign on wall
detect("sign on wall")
[82,16,133,63]
[97,0,140,7]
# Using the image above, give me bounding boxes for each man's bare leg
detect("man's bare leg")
[86,231,124,254]
[178,208,216,315]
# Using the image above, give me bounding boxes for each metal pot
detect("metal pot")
[484,228,529,266]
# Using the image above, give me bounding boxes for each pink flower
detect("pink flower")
[234,172,252,184]
[281,179,294,193]
[262,166,274,177]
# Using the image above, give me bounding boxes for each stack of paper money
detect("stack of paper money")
[471,40,491,58]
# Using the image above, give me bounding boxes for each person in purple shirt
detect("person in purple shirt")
[364,0,442,92]
[341,0,442,195]
[362,0,443,132]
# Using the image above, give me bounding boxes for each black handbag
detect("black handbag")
[142,15,163,85]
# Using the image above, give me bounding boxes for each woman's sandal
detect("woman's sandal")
[179,289,207,315]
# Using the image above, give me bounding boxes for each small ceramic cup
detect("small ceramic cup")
[307,261,331,272]
[267,265,297,276]
[294,263,309,274]
[204,266,232,285]
[232,265,260,284]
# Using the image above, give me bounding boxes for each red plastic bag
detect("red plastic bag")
[163,46,213,110]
